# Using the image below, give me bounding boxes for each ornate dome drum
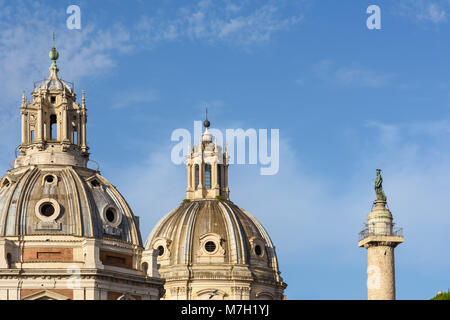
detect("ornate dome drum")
[145,121,287,300]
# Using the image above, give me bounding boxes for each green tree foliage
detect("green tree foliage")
[431,291,450,300]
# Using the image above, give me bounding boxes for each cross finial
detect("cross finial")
[53,32,55,48]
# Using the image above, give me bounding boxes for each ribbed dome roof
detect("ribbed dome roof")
[0,165,141,245]
[145,199,282,278]
[34,77,73,93]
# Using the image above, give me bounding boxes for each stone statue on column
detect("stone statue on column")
[374,169,386,201]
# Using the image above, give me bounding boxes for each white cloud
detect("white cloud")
[396,0,449,25]
[134,1,303,47]
[110,88,159,110]
[0,2,135,164]
[0,2,133,108]
[313,60,395,88]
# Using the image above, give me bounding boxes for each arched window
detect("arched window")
[31,130,35,142]
[205,164,212,189]
[195,165,199,190]
[50,114,57,140]
[217,164,222,189]
[73,128,78,145]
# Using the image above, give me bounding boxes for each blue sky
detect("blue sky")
[1,0,450,299]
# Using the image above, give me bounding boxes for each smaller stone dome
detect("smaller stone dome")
[145,199,286,299]
[146,200,278,267]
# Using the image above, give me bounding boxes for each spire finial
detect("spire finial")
[49,33,59,71]
[82,89,86,108]
[203,108,210,128]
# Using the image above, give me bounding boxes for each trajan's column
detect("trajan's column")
[358,169,404,300]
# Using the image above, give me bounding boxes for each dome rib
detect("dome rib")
[219,201,244,264]
[67,167,90,236]
[64,168,80,235]
[9,167,37,236]
[14,168,31,235]
[180,202,200,264]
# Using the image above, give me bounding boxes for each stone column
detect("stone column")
[187,164,192,190]
[21,111,27,145]
[37,105,43,142]
[78,115,82,145]
[81,113,87,149]
[210,161,215,190]
[62,107,68,142]
[192,164,196,189]
[358,200,403,300]
[198,163,204,190]
[366,243,396,300]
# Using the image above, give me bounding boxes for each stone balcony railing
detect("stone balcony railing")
[358,227,403,241]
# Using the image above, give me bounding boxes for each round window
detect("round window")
[40,203,55,217]
[205,241,216,253]
[45,175,54,183]
[105,209,116,223]
[35,198,61,222]
[255,245,262,256]
[157,246,165,256]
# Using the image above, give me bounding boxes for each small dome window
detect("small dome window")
[105,208,116,223]
[255,245,262,256]
[205,241,216,253]
[157,246,165,256]
[2,179,10,188]
[44,175,57,184]
[91,180,100,187]
[50,96,56,104]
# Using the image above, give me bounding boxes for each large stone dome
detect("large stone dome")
[0,165,141,245]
